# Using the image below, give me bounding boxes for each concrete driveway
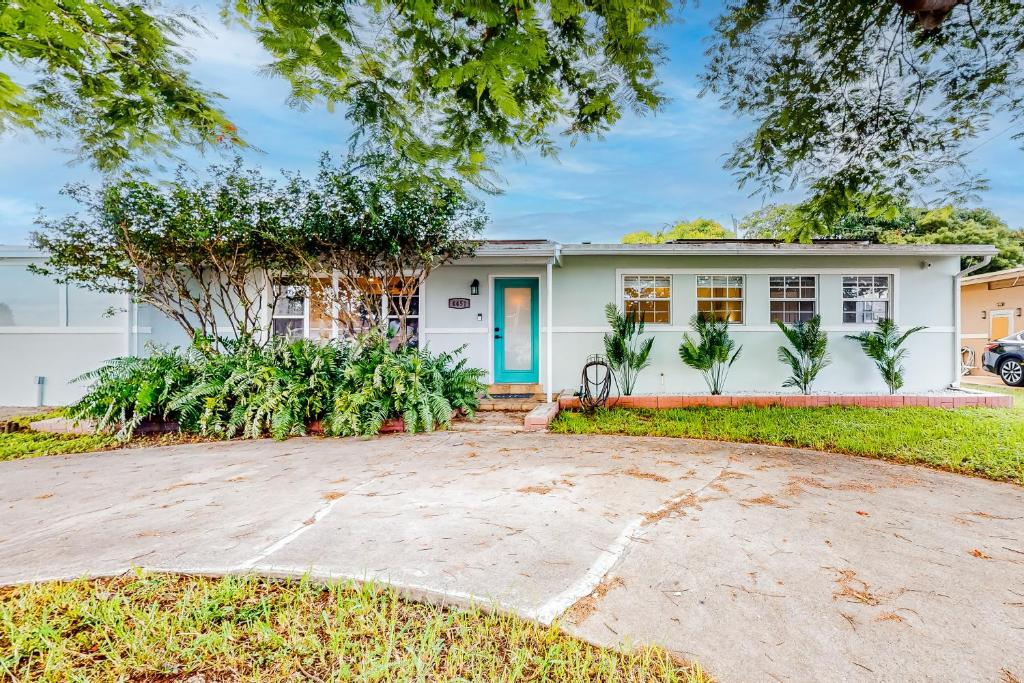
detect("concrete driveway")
[1,427,1022,682]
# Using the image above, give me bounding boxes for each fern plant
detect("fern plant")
[169,338,348,440]
[776,315,830,394]
[71,346,200,440]
[325,333,485,437]
[603,303,655,395]
[678,313,742,395]
[846,318,926,394]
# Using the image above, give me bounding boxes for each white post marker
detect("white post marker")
[546,261,553,403]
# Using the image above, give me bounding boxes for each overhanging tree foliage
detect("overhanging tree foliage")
[226,0,673,178]
[30,153,486,347]
[296,152,487,340]
[703,1,1024,234]
[31,160,305,345]
[0,0,242,169]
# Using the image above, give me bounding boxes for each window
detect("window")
[271,277,421,347]
[271,283,307,339]
[622,275,671,324]
[696,275,744,323]
[842,275,891,324]
[0,265,61,326]
[386,278,420,347]
[769,276,817,324]
[67,286,125,327]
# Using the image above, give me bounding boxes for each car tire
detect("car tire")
[998,358,1024,387]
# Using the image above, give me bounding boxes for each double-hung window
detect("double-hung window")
[271,283,307,339]
[386,278,420,347]
[622,275,671,324]
[769,276,817,324]
[842,275,891,324]
[696,275,744,323]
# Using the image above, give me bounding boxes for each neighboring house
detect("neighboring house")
[960,266,1024,376]
[0,240,996,406]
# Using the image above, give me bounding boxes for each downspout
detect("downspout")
[952,254,993,388]
[546,260,554,404]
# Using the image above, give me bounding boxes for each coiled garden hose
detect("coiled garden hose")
[578,354,618,411]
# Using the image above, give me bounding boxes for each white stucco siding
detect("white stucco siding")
[0,246,970,405]
[426,253,961,394]
[420,264,551,385]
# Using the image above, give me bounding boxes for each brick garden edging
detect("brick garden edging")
[524,402,560,431]
[557,393,1013,410]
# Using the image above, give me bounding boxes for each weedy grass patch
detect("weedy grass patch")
[552,385,1024,485]
[0,572,708,682]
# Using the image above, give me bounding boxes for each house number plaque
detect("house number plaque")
[448,297,471,309]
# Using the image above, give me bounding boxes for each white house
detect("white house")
[0,240,995,406]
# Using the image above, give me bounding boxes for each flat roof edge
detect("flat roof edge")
[558,243,998,256]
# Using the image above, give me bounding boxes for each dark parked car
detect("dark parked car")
[982,331,1024,387]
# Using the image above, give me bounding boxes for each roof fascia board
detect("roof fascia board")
[559,243,997,257]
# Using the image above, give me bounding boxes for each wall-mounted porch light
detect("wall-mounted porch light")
[470,279,480,296]
[1017,308,1022,317]
[981,310,987,319]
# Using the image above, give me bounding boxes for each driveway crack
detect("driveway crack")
[236,478,376,570]
[531,464,728,625]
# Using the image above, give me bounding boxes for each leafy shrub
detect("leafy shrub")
[169,338,350,440]
[846,318,926,394]
[72,334,484,440]
[776,315,830,394]
[71,348,201,440]
[603,303,654,395]
[678,313,742,395]
[327,335,485,437]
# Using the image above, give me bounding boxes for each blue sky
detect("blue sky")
[1,2,1021,245]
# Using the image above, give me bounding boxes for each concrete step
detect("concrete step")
[477,397,542,412]
[486,383,543,397]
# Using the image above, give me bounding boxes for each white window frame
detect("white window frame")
[769,275,818,324]
[695,274,745,325]
[271,276,423,346]
[842,274,892,325]
[620,274,672,325]
[270,282,309,340]
[384,279,421,347]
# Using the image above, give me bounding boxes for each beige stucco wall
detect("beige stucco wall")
[960,276,1024,375]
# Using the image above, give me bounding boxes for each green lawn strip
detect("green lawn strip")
[0,572,707,682]
[552,395,1024,485]
[0,410,115,462]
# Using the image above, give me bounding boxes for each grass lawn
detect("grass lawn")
[0,572,706,683]
[552,385,1024,485]
[0,411,116,462]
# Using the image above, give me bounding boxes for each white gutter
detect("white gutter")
[952,254,994,387]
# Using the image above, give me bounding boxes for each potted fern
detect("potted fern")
[678,313,742,395]
[776,315,831,394]
[603,303,655,395]
[846,318,926,394]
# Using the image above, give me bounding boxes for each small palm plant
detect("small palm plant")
[846,318,926,394]
[678,313,742,395]
[776,315,831,394]
[603,303,655,395]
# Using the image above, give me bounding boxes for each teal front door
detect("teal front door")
[493,278,539,383]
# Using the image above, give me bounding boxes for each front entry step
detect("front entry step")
[478,397,542,412]
[486,383,543,397]
[480,384,545,411]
